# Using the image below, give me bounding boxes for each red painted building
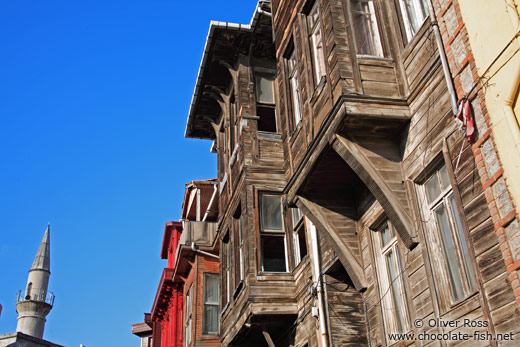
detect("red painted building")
[150,221,184,347]
[133,179,219,347]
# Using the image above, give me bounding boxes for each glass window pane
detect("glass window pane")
[380,224,392,247]
[351,0,383,56]
[261,234,287,272]
[239,214,244,242]
[261,195,283,231]
[385,250,406,333]
[309,2,319,27]
[449,195,477,292]
[434,204,465,301]
[400,0,427,39]
[256,75,275,104]
[205,274,219,304]
[425,174,441,203]
[439,165,450,190]
[290,72,302,125]
[292,208,303,226]
[298,226,308,259]
[203,305,219,333]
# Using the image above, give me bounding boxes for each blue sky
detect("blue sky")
[0,1,257,346]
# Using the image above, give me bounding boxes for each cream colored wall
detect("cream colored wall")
[458,0,520,213]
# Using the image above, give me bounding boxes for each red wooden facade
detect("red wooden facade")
[150,222,184,347]
[134,180,219,347]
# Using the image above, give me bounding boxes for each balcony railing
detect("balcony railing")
[16,289,55,306]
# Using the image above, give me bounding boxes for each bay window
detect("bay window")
[350,0,384,56]
[287,47,302,128]
[307,1,326,85]
[255,74,277,132]
[399,0,428,41]
[259,193,288,272]
[292,208,308,266]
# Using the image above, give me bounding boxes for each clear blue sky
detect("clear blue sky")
[0,1,256,346]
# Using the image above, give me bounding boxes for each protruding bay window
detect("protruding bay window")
[350,0,384,56]
[399,0,428,41]
[291,208,308,266]
[255,74,277,132]
[259,193,288,272]
[307,1,326,85]
[287,46,302,129]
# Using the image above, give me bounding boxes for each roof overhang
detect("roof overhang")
[185,1,273,139]
[160,221,182,260]
[150,268,175,321]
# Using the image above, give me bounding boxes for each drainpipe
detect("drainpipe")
[257,8,272,18]
[191,242,220,259]
[426,0,459,115]
[504,61,520,151]
[308,220,329,347]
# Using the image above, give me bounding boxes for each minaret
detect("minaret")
[15,224,54,339]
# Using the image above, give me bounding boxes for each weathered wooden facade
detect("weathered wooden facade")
[272,0,520,345]
[186,2,318,346]
[185,0,520,346]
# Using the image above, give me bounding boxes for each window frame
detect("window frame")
[229,91,238,151]
[286,45,303,131]
[258,193,289,273]
[185,284,193,347]
[221,231,232,309]
[417,160,478,310]
[306,1,327,86]
[255,73,277,133]
[349,0,384,57]
[203,273,220,334]
[371,221,410,342]
[398,0,428,42]
[233,205,245,287]
[291,207,308,266]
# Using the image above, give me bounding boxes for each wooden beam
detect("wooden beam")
[296,195,367,291]
[331,134,417,249]
[262,330,276,347]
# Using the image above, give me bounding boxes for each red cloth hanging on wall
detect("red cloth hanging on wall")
[455,98,475,142]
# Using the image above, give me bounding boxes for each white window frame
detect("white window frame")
[372,222,410,342]
[350,0,384,57]
[226,236,232,302]
[259,193,289,273]
[287,48,302,128]
[307,1,327,85]
[185,284,193,347]
[399,0,428,41]
[238,212,245,281]
[418,162,477,307]
[292,208,308,266]
[203,273,220,334]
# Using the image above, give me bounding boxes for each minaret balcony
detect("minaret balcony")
[16,290,54,306]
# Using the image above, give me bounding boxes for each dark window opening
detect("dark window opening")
[257,106,277,132]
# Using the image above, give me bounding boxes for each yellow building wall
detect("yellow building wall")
[458,0,520,214]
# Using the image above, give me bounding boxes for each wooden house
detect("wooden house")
[185,0,520,346]
[271,0,520,345]
[185,2,317,346]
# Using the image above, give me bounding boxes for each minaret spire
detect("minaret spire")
[16,224,54,339]
[31,223,50,272]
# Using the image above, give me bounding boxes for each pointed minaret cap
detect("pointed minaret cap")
[31,224,50,272]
